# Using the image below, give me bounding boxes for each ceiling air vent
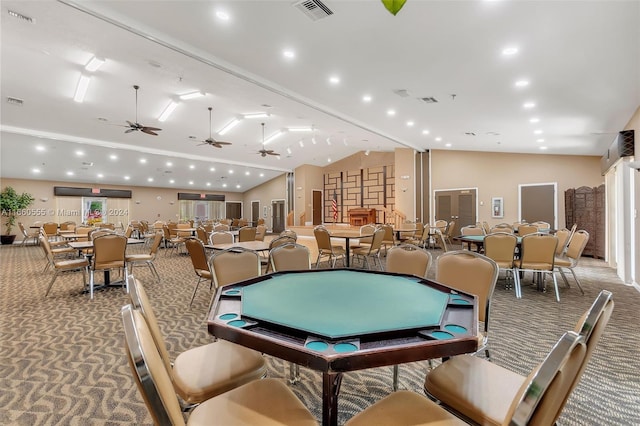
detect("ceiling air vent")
[464,132,476,136]
[8,10,34,23]
[393,89,410,98]
[418,97,438,104]
[293,0,334,21]
[6,97,24,106]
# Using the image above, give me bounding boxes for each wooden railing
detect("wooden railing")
[287,211,294,226]
[298,212,306,226]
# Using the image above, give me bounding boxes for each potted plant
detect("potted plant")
[1,186,35,245]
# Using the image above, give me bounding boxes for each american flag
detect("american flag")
[331,191,338,221]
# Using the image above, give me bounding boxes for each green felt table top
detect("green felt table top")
[241,270,450,339]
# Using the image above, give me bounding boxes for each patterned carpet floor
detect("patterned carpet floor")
[1,240,639,425]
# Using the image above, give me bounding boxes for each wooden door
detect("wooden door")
[520,183,556,227]
[251,201,260,225]
[435,189,477,236]
[225,202,241,219]
[312,190,322,225]
[272,200,285,233]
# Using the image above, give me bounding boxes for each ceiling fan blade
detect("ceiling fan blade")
[126,120,136,127]
[141,128,158,136]
[124,128,136,133]
[216,141,232,145]
[143,126,162,131]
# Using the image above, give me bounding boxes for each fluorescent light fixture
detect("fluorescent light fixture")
[85,56,105,72]
[299,140,304,147]
[222,183,228,188]
[179,91,205,100]
[243,112,270,119]
[406,121,415,127]
[362,95,372,102]
[139,158,147,164]
[286,147,292,155]
[523,102,536,109]
[529,117,540,123]
[329,75,340,84]
[35,145,45,151]
[502,47,518,56]
[229,169,234,174]
[283,49,295,59]
[218,117,242,135]
[73,75,91,103]
[75,150,85,156]
[216,11,230,20]
[260,173,264,177]
[515,79,530,87]
[169,179,175,184]
[534,129,543,135]
[536,139,545,143]
[287,127,312,132]
[188,181,194,185]
[387,109,396,116]
[236,184,241,189]
[209,167,215,172]
[264,130,285,144]
[32,168,41,174]
[445,143,452,147]
[435,137,442,142]
[311,137,317,145]
[166,161,173,167]
[158,101,178,122]
[540,146,548,150]
[245,171,250,175]
[422,129,430,135]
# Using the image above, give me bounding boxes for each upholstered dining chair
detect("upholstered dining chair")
[279,229,298,241]
[255,224,267,241]
[517,223,539,236]
[185,238,214,307]
[313,225,346,268]
[209,231,234,245]
[349,223,376,250]
[555,230,590,296]
[352,227,386,270]
[89,234,128,299]
[209,247,261,289]
[40,235,89,297]
[516,233,559,301]
[127,277,268,409]
[379,224,395,254]
[460,225,484,251]
[436,250,498,359]
[269,242,311,272]
[385,243,432,390]
[484,232,519,295]
[433,228,449,252]
[195,226,209,245]
[238,226,257,242]
[554,228,571,256]
[121,304,318,426]
[422,291,613,426]
[42,222,59,242]
[125,231,163,283]
[264,235,297,273]
[18,222,39,246]
[406,224,431,249]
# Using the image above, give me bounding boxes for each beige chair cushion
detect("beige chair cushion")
[424,354,525,425]
[554,256,572,267]
[345,390,466,426]
[187,378,318,426]
[125,254,152,262]
[55,258,89,270]
[173,340,267,404]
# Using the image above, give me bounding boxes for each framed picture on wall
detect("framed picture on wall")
[492,197,504,218]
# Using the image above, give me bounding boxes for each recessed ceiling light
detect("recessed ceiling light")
[147,177,154,182]
[209,167,215,172]
[283,49,295,59]
[362,95,372,102]
[189,164,195,169]
[327,157,332,163]
[222,183,228,188]
[515,79,530,87]
[66,171,74,176]
[166,161,173,167]
[445,143,452,147]
[329,75,340,85]
[523,102,536,109]
[534,129,543,135]
[540,146,548,150]
[245,171,250,175]
[536,138,545,143]
[236,184,241,189]
[35,145,45,152]
[326,137,331,145]
[139,158,147,164]
[387,109,396,116]
[529,117,540,123]
[188,180,194,185]
[286,147,292,155]
[109,154,118,160]
[97,173,104,178]
[169,179,175,184]
[216,11,230,20]
[260,173,264,177]
[406,121,415,127]
[422,130,430,135]
[502,46,519,56]
[75,150,84,156]
[435,137,442,142]
[299,140,304,147]
[179,91,205,100]
[124,176,130,180]
[32,168,40,174]
[229,170,234,174]
[206,182,211,186]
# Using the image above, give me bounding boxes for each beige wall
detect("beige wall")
[430,150,604,228]
[241,174,287,231]
[624,106,640,285]
[294,164,323,226]
[0,177,241,233]
[394,148,416,221]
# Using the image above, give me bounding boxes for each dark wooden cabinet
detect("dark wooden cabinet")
[565,185,605,258]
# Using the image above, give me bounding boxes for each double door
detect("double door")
[435,189,477,236]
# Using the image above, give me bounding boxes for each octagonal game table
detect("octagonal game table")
[207,269,478,426]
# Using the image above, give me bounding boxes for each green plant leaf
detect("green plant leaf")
[381,0,407,16]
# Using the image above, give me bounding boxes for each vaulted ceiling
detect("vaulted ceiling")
[2,0,638,191]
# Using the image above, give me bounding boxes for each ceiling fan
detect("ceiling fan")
[198,107,232,148]
[257,122,279,157]
[125,85,162,136]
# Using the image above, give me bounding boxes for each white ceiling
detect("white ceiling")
[1,0,639,192]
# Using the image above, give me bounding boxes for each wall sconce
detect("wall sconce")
[169,201,175,205]
[135,200,141,204]
[40,197,49,202]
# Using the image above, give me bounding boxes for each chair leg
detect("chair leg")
[558,267,570,286]
[569,268,585,295]
[551,272,560,302]
[288,362,301,385]
[149,262,160,283]
[45,271,60,297]
[513,268,522,298]
[89,270,95,300]
[392,365,399,391]
[190,278,203,307]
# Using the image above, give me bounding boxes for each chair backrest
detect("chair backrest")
[255,224,267,241]
[210,247,261,288]
[43,222,58,235]
[484,232,518,266]
[565,230,589,261]
[185,238,209,275]
[446,221,456,238]
[213,224,230,232]
[270,243,311,272]
[532,221,551,231]
[196,226,208,244]
[433,229,448,252]
[313,226,333,251]
[519,233,558,271]
[127,277,173,373]
[434,219,447,233]
[481,221,491,235]
[386,244,432,278]
[461,225,484,236]
[38,235,54,263]
[121,305,186,426]
[436,250,498,324]
[554,228,571,255]
[380,224,394,243]
[238,226,257,242]
[60,221,76,231]
[167,222,178,237]
[124,225,134,238]
[90,229,114,240]
[367,228,386,253]
[148,232,163,255]
[359,224,376,244]
[414,222,424,237]
[490,226,514,234]
[269,235,296,250]
[92,234,127,269]
[279,229,298,241]
[176,223,191,237]
[505,331,586,426]
[209,231,234,245]
[517,224,539,236]
[18,222,28,237]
